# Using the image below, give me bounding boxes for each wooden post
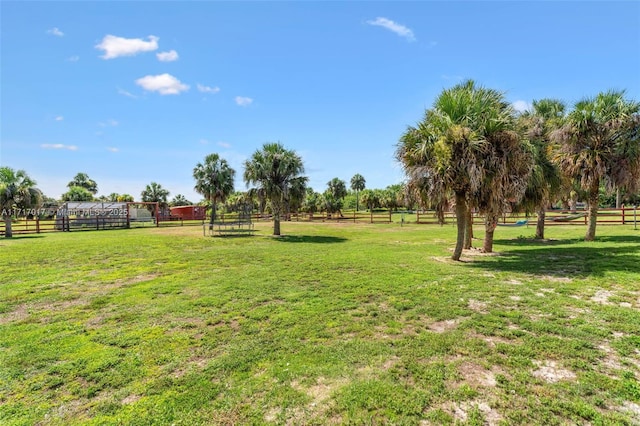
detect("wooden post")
[36,218,40,234]
[370,209,373,224]
[126,202,131,229]
[621,204,625,224]
[389,210,392,223]
[155,202,159,227]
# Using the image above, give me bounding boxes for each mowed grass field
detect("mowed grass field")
[1,222,639,425]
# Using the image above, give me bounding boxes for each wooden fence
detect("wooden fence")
[416,206,639,226]
[2,207,637,236]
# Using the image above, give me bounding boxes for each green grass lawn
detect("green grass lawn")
[1,222,639,425]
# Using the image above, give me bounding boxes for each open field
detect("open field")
[1,222,639,425]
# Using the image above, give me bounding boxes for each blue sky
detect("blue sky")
[2,1,639,202]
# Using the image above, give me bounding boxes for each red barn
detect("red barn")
[170,205,206,221]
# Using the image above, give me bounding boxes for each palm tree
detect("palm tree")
[553,90,640,241]
[67,172,98,194]
[62,186,94,202]
[243,142,306,236]
[326,178,347,216]
[359,189,380,211]
[193,153,236,226]
[397,80,500,260]
[287,176,308,217]
[516,99,566,239]
[141,182,170,209]
[350,174,366,211]
[0,167,42,238]
[170,194,192,207]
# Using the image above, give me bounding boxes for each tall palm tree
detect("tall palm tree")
[67,172,98,194]
[553,90,640,241]
[0,167,42,238]
[326,178,347,215]
[516,99,565,239]
[141,182,170,208]
[350,174,366,211]
[398,80,517,260]
[193,153,236,226]
[243,142,306,236]
[287,176,308,217]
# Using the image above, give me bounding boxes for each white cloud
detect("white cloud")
[47,27,64,37]
[366,17,415,41]
[197,84,220,94]
[217,141,231,148]
[117,87,138,99]
[107,147,119,153]
[41,143,77,151]
[98,119,118,127]
[67,55,80,62]
[95,34,159,59]
[55,116,64,121]
[235,96,253,106]
[156,50,179,62]
[135,73,189,95]
[512,100,533,113]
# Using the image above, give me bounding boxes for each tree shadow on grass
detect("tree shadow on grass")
[273,235,348,244]
[496,234,640,247]
[466,238,640,279]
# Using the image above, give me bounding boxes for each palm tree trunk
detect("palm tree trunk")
[585,185,599,241]
[356,191,359,212]
[482,214,498,253]
[273,214,281,236]
[273,203,282,236]
[3,217,12,238]
[453,192,467,261]
[463,207,473,249]
[535,207,546,240]
[209,199,216,229]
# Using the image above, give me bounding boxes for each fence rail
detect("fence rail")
[1,207,638,236]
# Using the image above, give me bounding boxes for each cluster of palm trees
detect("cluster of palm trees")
[397,80,640,260]
[193,142,306,236]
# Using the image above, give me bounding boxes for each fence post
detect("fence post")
[622,204,625,224]
[36,217,40,233]
[389,210,392,223]
[370,210,373,224]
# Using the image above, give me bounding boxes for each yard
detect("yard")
[1,222,639,425]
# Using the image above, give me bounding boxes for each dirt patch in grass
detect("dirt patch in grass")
[457,362,498,387]
[591,290,614,305]
[429,318,465,333]
[287,376,347,424]
[532,360,576,383]
[0,303,29,325]
[468,331,516,348]
[539,276,573,283]
[619,401,640,423]
[598,343,623,373]
[467,299,488,314]
[121,394,141,405]
[440,400,502,425]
